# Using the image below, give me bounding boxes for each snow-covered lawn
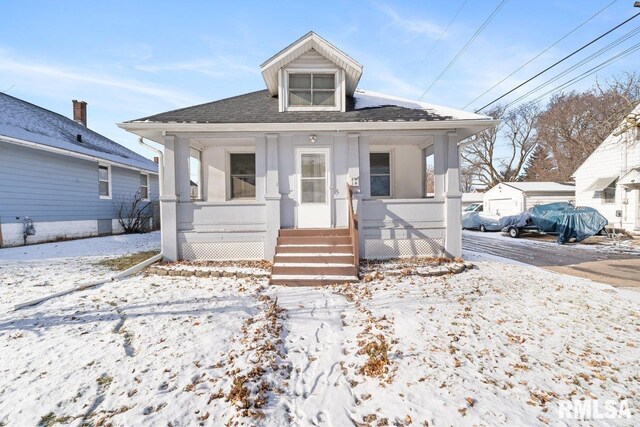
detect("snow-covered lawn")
[0,232,160,312]
[0,234,639,425]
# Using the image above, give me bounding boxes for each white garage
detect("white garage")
[484,182,575,217]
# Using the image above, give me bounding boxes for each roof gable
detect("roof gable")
[260,32,363,97]
[573,102,640,176]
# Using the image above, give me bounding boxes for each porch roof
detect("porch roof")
[124,89,493,125]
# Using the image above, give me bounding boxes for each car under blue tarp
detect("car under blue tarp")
[500,202,608,244]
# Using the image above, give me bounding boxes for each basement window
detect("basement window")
[98,165,111,199]
[229,153,256,199]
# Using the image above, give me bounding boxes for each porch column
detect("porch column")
[161,134,179,261]
[433,134,447,201]
[264,133,281,260]
[347,133,361,257]
[175,138,191,203]
[444,131,462,258]
[357,135,370,257]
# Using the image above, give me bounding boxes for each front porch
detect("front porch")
[158,130,464,262]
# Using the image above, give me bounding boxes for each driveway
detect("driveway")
[462,230,640,289]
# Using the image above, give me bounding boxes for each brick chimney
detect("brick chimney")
[72,100,87,126]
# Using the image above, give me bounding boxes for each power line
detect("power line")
[523,41,640,106]
[503,24,640,108]
[418,0,509,100]
[462,0,617,110]
[474,10,640,112]
[418,0,469,66]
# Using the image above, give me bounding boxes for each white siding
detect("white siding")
[483,185,524,216]
[574,126,640,230]
[286,49,337,70]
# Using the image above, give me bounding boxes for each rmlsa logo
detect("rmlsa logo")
[558,399,631,420]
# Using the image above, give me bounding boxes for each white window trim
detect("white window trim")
[226,149,257,201]
[140,172,150,201]
[98,164,112,200]
[282,69,343,112]
[370,150,394,199]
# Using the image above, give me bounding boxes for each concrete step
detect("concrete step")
[275,244,353,254]
[277,235,352,246]
[279,228,350,237]
[270,274,360,286]
[271,263,357,276]
[274,253,355,264]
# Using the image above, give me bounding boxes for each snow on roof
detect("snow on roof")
[353,90,493,121]
[0,93,157,172]
[502,182,575,192]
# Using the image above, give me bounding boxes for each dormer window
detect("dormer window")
[261,32,362,113]
[289,73,336,107]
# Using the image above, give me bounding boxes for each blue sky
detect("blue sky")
[1,0,639,157]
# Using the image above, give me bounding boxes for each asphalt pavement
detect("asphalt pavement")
[462,231,640,289]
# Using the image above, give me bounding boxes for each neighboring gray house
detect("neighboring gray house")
[0,93,159,247]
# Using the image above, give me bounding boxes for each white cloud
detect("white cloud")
[0,51,199,107]
[135,57,259,78]
[375,2,442,38]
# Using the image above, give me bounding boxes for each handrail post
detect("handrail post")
[347,184,359,269]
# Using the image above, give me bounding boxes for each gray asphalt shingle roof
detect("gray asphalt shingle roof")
[0,93,158,173]
[127,89,490,124]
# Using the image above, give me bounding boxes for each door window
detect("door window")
[300,153,326,203]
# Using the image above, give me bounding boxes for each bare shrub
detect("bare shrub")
[114,191,152,234]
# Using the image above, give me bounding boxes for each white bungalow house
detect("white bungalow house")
[483,182,575,217]
[574,104,640,232]
[119,32,498,284]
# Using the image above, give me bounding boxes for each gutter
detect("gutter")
[0,134,158,175]
[117,118,501,134]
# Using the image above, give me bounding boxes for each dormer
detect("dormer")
[260,32,363,113]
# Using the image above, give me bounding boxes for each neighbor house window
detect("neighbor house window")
[230,153,256,199]
[98,165,111,199]
[370,153,391,197]
[288,73,336,107]
[603,179,617,203]
[140,174,149,200]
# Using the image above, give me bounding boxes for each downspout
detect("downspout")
[138,137,164,252]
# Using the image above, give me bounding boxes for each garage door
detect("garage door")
[488,198,519,217]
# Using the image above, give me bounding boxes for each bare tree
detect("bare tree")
[459,164,480,192]
[114,191,153,234]
[534,72,640,181]
[461,102,539,188]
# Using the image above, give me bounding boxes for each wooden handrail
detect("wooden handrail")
[347,184,359,268]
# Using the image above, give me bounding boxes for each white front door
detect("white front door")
[296,147,331,228]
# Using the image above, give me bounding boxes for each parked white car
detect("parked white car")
[462,203,502,232]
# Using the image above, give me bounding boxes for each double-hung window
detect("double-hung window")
[140,174,149,200]
[288,73,336,107]
[370,153,391,197]
[603,179,617,203]
[229,153,256,199]
[98,165,111,199]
